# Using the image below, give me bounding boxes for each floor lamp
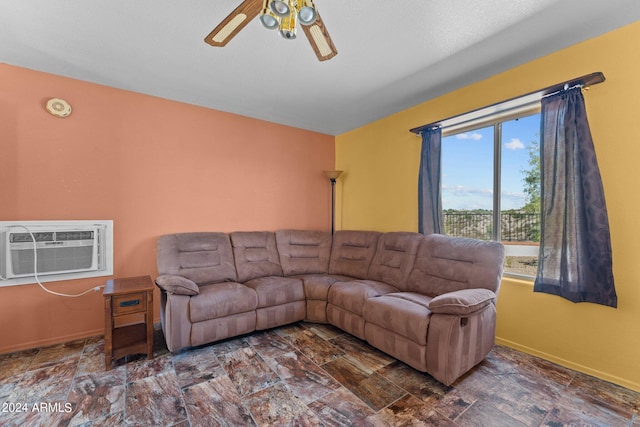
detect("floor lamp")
[323,170,343,234]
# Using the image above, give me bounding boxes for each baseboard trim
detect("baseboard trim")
[0,328,105,355]
[495,337,640,393]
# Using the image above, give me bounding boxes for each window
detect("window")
[441,112,540,277]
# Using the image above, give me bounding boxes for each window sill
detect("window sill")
[502,272,535,285]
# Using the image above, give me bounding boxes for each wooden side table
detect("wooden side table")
[103,275,154,370]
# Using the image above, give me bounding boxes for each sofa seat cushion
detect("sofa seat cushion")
[364,292,433,346]
[244,276,304,308]
[189,282,258,323]
[294,274,353,300]
[328,280,398,316]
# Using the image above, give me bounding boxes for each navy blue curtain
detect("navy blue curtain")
[534,87,617,308]
[418,127,443,235]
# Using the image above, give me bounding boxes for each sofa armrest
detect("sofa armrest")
[428,288,496,315]
[160,291,193,352]
[155,274,199,296]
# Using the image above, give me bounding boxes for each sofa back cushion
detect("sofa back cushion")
[231,231,283,282]
[276,230,332,276]
[329,230,381,279]
[407,234,505,297]
[367,232,423,290]
[157,232,237,285]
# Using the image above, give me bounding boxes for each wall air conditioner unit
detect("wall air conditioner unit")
[0,221,113,287]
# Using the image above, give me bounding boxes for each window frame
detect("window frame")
[441,107,541,279]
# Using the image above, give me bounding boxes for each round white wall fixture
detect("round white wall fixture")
[46,98,72,118]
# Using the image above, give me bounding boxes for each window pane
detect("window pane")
[441,126,494,240]
[500,114,540,276]
[440,113,541,278]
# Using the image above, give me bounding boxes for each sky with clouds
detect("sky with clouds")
[441,113,540,211]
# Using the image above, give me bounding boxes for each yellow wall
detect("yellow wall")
[336,22,640,392]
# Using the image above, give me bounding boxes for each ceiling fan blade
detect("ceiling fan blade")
[301,11,337,61]
[204,0,263,47]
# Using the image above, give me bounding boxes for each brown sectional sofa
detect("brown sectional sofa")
[155,229,504,385]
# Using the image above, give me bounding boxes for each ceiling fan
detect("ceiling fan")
[204,0,337,61]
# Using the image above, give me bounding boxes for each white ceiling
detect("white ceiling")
[1,0,639,135]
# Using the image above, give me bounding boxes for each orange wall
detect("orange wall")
[0,63,335,353]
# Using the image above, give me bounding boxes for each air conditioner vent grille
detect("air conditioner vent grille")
[11,246,95,276]
[57,231,94,241]
[10,232,54,243]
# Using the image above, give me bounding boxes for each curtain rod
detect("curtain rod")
[409,72,605,135]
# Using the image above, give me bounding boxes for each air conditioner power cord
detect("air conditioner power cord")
[9,225,104,297]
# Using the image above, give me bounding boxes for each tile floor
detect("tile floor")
[1,322,639,426]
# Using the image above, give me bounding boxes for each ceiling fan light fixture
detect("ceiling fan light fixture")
[298,6,317,25]
[205,0,337,61]
[260,11,279,29]
[297,0,317,25]
[278,8,297,39]
[280,28,296,39]
[270,0,290,17]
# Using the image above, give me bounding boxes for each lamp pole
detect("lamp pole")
[323,170,343,234]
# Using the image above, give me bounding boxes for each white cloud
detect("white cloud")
[456,132,482,140]
[443,184,493,197]
[442,184,494,210]
[504,138,525,150]
[442,184,528,210]
[500,191,526,210]
[502,190,524,199]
